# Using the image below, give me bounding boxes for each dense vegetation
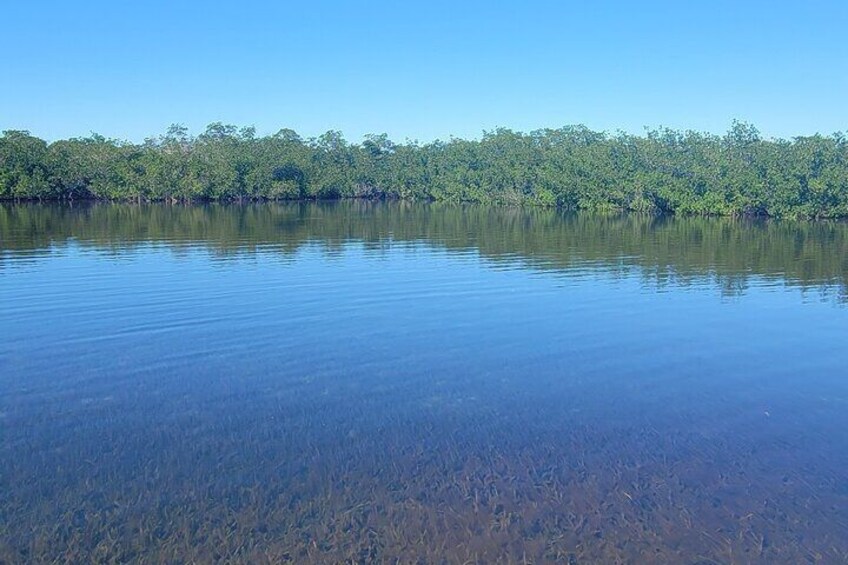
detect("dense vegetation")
[2,123,847,218]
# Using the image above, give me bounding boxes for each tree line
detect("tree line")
[1,122,847,218]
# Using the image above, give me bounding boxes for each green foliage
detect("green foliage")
[2,123,847,218]
[0,131,50,199]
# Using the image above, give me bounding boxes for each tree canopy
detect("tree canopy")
[2,122,847,218]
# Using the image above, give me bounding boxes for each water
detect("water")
[1,202,847,563]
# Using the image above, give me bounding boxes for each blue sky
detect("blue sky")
[2,1,846,142]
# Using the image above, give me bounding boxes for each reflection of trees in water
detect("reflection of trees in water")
[1,201,846,298]
[716,274,750,298]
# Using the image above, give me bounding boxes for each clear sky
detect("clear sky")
[2,1,846,143]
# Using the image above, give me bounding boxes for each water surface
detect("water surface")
[2,202,847,563]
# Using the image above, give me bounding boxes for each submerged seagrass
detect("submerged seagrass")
[1,202,847,563]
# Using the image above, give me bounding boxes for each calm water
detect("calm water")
[2,202,848,563]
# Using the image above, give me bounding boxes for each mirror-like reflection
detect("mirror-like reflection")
[1,202,847,563]
[2,201,847,298]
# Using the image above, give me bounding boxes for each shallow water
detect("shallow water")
[1,202,847,563]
